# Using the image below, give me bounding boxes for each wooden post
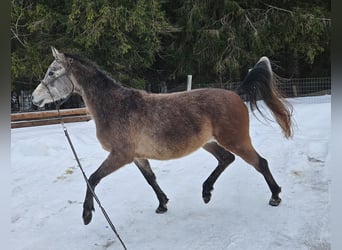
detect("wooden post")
[292,85,298,97]
[19,91,23,112]
[187,75,192,91]
[11,108,91,128]
[11,108,89,121]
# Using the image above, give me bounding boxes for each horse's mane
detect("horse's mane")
[64,53,122,87]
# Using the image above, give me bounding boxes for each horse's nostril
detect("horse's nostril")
[31,96,39,105]
[32,98,43,107]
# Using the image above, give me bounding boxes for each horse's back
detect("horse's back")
[132,88,248,160]
[144,88,243,113]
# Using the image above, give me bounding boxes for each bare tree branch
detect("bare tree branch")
[264,3,294,15]
[11,0,33,48]
[244,13,258,36]
[11,27,27,47]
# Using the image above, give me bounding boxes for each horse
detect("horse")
[32,47,292,225]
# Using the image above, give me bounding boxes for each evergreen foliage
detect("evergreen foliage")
[11,0,330,92]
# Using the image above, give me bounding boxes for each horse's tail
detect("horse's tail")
[237,56,293,138]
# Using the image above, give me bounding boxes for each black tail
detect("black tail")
[237,57,293,138]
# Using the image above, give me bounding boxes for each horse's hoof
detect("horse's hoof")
[83,209,93,225]
[202,192,211,204]
[155,205,167,214]
[269,197,281,206]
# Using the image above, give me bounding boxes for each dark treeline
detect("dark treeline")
[11,0,330,93]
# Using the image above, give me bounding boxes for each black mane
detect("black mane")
[64,53,122,87]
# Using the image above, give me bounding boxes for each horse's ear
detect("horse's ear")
[51,46,65,62]
[51,46,59,59]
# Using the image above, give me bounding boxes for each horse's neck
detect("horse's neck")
[80,80,128,122]
[71,62,134,122]
[72,64,119,99]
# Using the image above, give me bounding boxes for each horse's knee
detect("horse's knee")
[88,173,101,188]
[221,151,235,165]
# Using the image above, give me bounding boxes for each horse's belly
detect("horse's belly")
[135,145,198,160]
[134,133,212,160]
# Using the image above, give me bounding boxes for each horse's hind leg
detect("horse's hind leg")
[225,140,282,206]
[134,159,169,213]
[202,142,235,204]
[257,154,282,206]
[215,93,281,206]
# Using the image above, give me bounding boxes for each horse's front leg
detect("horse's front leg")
[83,152,131,225]
[134,159,169,213]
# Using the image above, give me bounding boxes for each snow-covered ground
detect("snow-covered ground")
[11,95,331,250]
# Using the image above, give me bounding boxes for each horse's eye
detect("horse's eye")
[48,71,54,76]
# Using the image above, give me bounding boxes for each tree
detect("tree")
[67,0,167,88]
[11,0,73,91]
[11,0,330,93]
[11,0,167,91]
[157,0,330,84]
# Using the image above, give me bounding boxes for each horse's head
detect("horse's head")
[32,47,74,107]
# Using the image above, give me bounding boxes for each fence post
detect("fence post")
[19,90,24,112]
[292,85,298,97]
[187,75,192,91]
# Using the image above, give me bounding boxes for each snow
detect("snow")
[11,95,331,250]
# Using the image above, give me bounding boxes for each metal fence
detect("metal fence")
[11,90,85,113]
[276,77,331,98]
[11,90,33,113]
[11,77,331,112]
[170,77,331,103]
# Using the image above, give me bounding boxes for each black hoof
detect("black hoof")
[269,197,281,206]
[202,183,213,204]
[82,207,94,225]
[202,194,211,204]
[155,205,167,214]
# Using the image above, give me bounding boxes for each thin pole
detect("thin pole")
[45,84,128,250]
[61,122,127,250]
[187,75,192,91]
